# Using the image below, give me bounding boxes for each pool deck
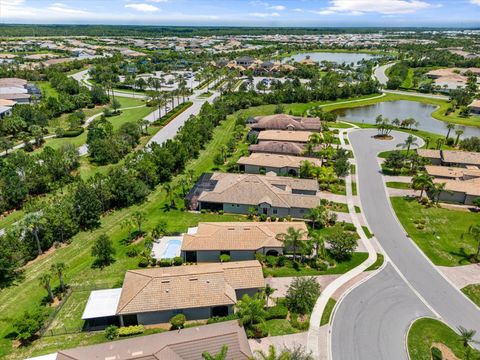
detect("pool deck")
[152,236,184,260]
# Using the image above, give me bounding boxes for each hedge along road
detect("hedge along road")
[331,129,480,360]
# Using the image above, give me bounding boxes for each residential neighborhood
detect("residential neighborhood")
[0,3,480,360]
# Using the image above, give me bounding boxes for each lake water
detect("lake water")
[335,100,480,138]
[284,52,377,66]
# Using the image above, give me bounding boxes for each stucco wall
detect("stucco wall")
[136,305,233,325]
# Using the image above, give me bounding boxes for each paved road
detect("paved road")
[374,63,395,86]
[332,129,480,360]
[332,264,433,360]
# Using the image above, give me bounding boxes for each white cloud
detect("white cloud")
[471,0,480,5]
[249,1,286,11]
[293,8,304,12]
[268,5,285,11]
[249,12,280,17]
[147,0,168,2]
[47,3,88,15]
[314,0,437,15]
[125,3,160,12]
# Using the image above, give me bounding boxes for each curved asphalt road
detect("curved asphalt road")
[332,129,480,359]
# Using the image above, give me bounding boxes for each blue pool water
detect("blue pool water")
[163,239,182,259]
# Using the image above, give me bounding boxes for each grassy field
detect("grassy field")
[264,319,300,336]
[365,254,384,271]
[461,284,480,307]
[320,298,337,326]
[0,111,246,359]
[408,318,480,360]
[36,81,59,98]
[391,197,480,266]
[386,181,411,189]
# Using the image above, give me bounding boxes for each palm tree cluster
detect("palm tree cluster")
[375,115,420,137]
[411,172,447,204]
[38,262,67,303]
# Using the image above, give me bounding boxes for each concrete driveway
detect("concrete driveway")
[331,129,480,360]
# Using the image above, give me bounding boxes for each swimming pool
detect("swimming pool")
[163,239,182,259]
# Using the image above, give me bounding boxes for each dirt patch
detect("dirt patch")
[22,243,67,268]
[432,342,460,360]
[373,135,393,140]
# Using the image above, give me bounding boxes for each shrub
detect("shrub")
[170,314,186,329]
[431,346,443,360]
[266,305,288,320]
[265,255,278,268]
[105,325,119,340]
[259,214,267,222]
[138,258,149,267]
[246,323,268,338]
[126,247,140,258]
[60,128,84,138]
[270,215,277,222]
[311,259,328,271]
[278,217,285,222]
[290,313,310,331]
[207,313,238,324]
[277,256,286,267]
[285,277,321,315]
[255,253,266,263]
[220,254,231,263]
[200,209,207,214]
[118,325,144,337]
[218,210,224,215]
[173,256,183,266]
[13,308,47,345]
[159,259,173,267]
[342,223,357,232]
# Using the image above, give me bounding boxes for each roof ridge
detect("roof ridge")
[117,276,153,314]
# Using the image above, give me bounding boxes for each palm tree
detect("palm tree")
[263,284,276,306]
[302,142,316,157]
[50,262,66,292]
[235,294,267,329]
[299,160,315,178]
[424,136,431,149]
[24,213,44,255]
[411,172,433,198]
[445,123,456,139]
[132,210,147,234]
[39,273,54,302]
[277,227,306,262]
[462,225,480,261]
[255,345,290,360]
[396,135,419,156]
[202,345,228,360]
[305,206,328,229]
[309,232,326,259]
[309,132,323,146]
[163,183,175,208]
[457,326,479,352]
[430,182,447,204]
[455,129,464,146]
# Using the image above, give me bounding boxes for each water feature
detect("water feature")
[163,239,182,259]
[284,51,377,66]
[335,100,480,138]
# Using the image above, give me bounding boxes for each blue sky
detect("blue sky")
[0,0,479,27]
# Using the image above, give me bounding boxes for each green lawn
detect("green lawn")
[36,81,59,98]
[263,252,368,277]
[45,291,90,333]
[362,226,373,239]
[408,318,480,360]
[401,68,414,89]
[386,181,411,189]
[365,254,384,271]
[0,111,246,359]
[320,298,337,326]
[461,284,480,307]
[391,197,480,266]
[264,319,300,336]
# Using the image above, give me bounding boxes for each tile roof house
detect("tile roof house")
[434,178,480,205]
[27,321,252,360]
[425,165,480,181]
[250,114,321,131]
[417,149,480,167]
[237,153,322,176]
[469,99,480,114]
[257,130,313,143]
[249,141,311,156]
[182,221,308,262]
[186,172,320,218]
[115,261,264,325]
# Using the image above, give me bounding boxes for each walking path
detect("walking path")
[306,124,379,359]
[249,333,308,355]
[438,264,480,289]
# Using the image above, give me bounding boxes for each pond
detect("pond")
[335,100,480,138]
[284,51,377,66]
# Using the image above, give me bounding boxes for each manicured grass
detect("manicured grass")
[46,291,90,333]
[401,68,414,89]
[386,181,411,189]
[198,91,213,98]
[354,206,361,213]
[461,284,480,307]
[350,164,356,174]
[362,226,374,239]
[0,111,246,359]
[391,197,480,266]
[36,81,59,98]
[365,254,384,271]
[263,252,368,277]
[264,319,300,336]
[407,318,480,360]
[320,298,336,326]
[351,182,357,196]
[329,122,354,129]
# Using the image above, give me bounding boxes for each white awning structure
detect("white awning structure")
[81,288,122,320]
